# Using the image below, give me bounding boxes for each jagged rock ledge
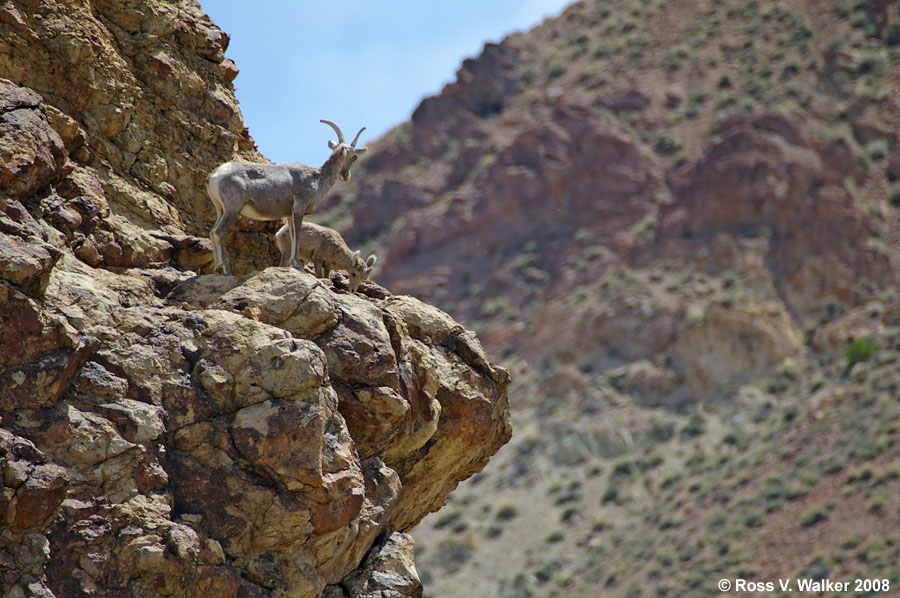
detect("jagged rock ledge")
[2,260,511,597]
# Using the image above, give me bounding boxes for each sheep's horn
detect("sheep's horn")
[350,127,366,148]
[320,119,344,144]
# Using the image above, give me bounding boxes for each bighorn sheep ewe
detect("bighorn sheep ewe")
[206,120,367,275]
[275,221,377,291]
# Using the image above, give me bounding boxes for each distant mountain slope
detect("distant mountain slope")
[326,0,899,357]
[309,0,900,596]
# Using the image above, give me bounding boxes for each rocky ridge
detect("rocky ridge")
[0,2,510,597]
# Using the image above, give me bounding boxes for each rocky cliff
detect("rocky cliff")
[0,2,510,597]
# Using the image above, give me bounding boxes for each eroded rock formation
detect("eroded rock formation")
[0,264,508,598]
[0,2,511,597]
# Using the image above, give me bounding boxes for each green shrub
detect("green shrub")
[833,0,852,18]
[799,501,836,528]
[593,39,618,59]
[745,511,766,528]
[867,492,887,513]
[866,139,891,162]
[547,59,567,80]
[780,62,801,79]
[654,135,682,155]
[855,80,890,103]
[845,338,880,368]
[681,412,705,438]
[534,561,561,584]
[435,537,474,574]
[601,486,619,504]
[887,24,900,46]
[890,183,900,207]
[434,510,463,529]
[798,509,827,527]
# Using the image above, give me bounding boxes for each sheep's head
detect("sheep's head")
[348,251,377,291]
[322,120,367,182]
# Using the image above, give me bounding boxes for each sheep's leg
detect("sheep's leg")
[209,196,225,273]
[210,209,238,275]
[308,247,321,277]
[348,266,362,292]
[285,215,298,268]
[313,253,325,278]
[276,223,291,267]
[289,203,304,269]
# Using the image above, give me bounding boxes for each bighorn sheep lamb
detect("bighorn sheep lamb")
[206,120,367,275]
[275,221,377,291]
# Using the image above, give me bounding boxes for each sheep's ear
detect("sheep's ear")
[351,250,361,261]
[366,255,377,268]
[353,147,368,155]
[328,139,338,150]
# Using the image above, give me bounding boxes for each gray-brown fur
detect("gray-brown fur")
[275,221,377,291]
[206,120,366,275]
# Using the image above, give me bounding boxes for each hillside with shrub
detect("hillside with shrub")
[312,0,900,596]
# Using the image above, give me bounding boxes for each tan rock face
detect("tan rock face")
[0,81,69,199]
[338,532,423,598]
[0,2,511,597]
[669,301,802,397]
[0,0,275,275]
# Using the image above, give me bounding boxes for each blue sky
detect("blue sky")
[202,1,571,166]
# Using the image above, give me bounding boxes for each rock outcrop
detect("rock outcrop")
[0,0,274,276]
[0,2,511,597]
[659,113,899,319]
[1,264,508,598]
